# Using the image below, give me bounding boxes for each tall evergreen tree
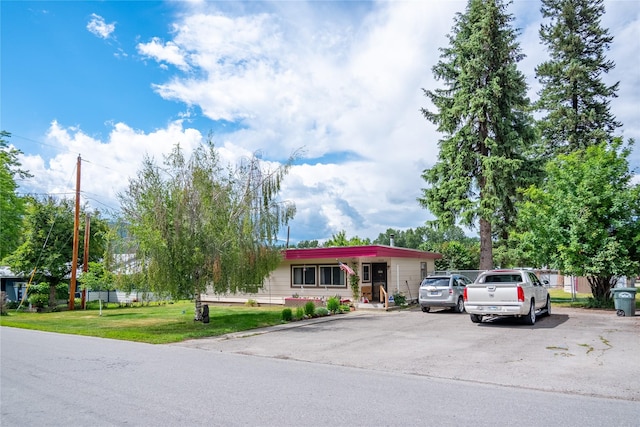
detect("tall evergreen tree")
[536,0,620,156]
[419,0,536,270]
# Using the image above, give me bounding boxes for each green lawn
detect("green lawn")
[548,287,639,309]
[0,301,285,344]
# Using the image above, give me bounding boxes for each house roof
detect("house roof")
[283,245,442,261]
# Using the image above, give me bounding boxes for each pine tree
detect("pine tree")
[419,0,536,270]
[536,0,620,156]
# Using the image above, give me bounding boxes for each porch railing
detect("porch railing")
[379,286,388,309]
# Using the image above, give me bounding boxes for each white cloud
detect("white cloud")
[22,1,640,243]
[137,37,190,71]
[86,13,115,39]
[21,121,204,213]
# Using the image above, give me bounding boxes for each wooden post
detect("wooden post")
[69,155,81,310]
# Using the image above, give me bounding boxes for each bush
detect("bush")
[28,293,48,309]
[340,304,351,312]
[295,306,305,320]
[304,301,316,317]
[315,307,329,316]
[6,301,20,309]
[393,292,407,306]
[586,297,614,309]
[282,308,293,321]
[245,299,259,307]
[326,296,341,313]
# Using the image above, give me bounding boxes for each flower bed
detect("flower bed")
[284,297,324,308]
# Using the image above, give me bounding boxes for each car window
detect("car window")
[421,278,450,287]
[528,272,541,286]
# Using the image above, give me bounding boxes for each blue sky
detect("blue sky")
[2,0,639,244]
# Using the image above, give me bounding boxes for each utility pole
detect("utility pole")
[81,212,91,309]
[69,155,81,310]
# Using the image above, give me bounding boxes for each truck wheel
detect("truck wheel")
[454,297,465,313]
[541,295,551,317]
[422,306,430,313]
[522,300,536,325]
[470,314,482,323]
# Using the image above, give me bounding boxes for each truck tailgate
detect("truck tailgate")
[465,282,523,305]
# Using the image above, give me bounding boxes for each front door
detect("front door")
[371,263,387,302]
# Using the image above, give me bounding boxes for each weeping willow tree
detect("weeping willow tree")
[119,141,296,319]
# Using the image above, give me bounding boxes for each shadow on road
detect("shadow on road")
[476,313,570,329]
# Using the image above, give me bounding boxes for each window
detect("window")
[319,265,346,287]
[292,266,316,286]
[528,272,541,286]
[362,264,371,282]
[420,262,427,279]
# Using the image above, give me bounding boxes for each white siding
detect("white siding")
[202,256,437,305]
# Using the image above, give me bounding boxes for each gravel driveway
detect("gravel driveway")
[174,306,640,401]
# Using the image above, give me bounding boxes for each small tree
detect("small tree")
[6,197,108,308]
[349,262,361,303]
[120,141,297,320]
[79,261,115,299]
[323,230,371,247]
[516,142,640,303]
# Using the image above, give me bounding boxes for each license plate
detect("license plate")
[487,306,498,311]
[429,291,439,296]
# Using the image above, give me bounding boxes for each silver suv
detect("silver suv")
[419,274,472,313]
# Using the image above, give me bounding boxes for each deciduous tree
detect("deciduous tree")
[119,142,296,319]
[6,197,109,308]
[0,131,32,260]
[516,142,640,302]
[323,230,371,247]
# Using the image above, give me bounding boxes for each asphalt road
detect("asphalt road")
[1,306,639,426]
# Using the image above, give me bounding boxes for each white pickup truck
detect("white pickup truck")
[463,269,551,325]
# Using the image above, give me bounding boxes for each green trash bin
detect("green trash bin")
[611,287,636,317]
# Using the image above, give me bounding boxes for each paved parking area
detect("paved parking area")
[175,306,640,401]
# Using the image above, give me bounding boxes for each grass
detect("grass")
[548,288,593,307]
[548,287,640,309]
[0,301,285,344]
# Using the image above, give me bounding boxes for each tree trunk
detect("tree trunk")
[49,284,57,309]
[479,217,493,270]
[588,275,616,302]
[194,293,202,321]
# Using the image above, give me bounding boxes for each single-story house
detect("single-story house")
[202,245,442,306]
[0,266,28,303]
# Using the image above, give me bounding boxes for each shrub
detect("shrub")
[340,304,351,312]
[6,301,20,310]
[245,299,259,307]
[393,292,407,307]
[282,308,293,321]
[315,307,329,316]
[304,301,316,317]
[28,293,48,309]
[326,296,341,313]
[295,306,305,320]
[586,297,614,309]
